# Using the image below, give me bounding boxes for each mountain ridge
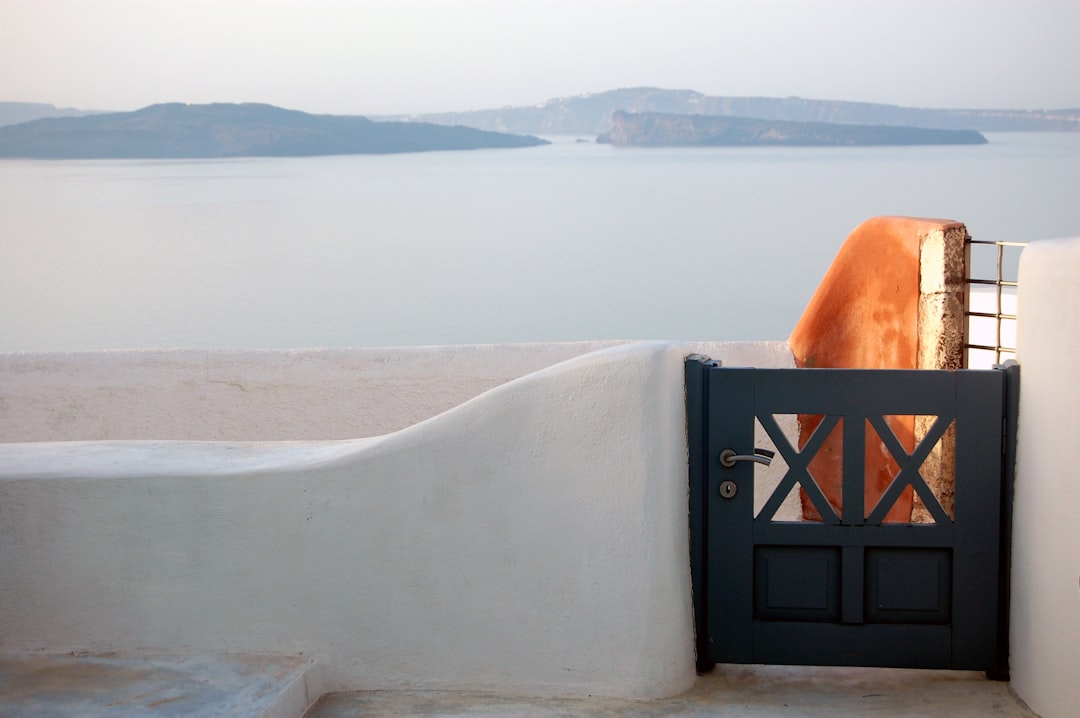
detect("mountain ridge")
[381,87,1080,135]
[0,101,101,128]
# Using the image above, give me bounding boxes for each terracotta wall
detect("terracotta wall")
[788,216,968,522]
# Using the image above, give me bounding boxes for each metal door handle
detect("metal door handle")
[719,447,775,467]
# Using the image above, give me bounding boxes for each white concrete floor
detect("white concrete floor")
[305,664,1040,718]
[0,654,1040,718]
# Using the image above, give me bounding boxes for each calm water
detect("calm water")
[1,133,1077,351]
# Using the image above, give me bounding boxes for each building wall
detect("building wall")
[0,341,793,700]
[1010,236,1080,718]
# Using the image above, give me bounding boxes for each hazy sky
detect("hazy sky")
[2,0,1078,115]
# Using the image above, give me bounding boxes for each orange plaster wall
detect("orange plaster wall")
[788,216,966,522]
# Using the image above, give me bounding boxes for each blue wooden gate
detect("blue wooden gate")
[686,359,1017,678]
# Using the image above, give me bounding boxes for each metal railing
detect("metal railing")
[964,238,1026,368]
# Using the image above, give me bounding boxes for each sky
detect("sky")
[2,0,1078,115]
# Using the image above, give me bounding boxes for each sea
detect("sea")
[1,132,1077,352]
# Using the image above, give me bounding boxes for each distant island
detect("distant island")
[381,87,1080,136]
[3,89,1075,158]
[598,110,988,147]
[0,103,548,159]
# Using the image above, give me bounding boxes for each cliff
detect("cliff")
[599,110,988,147]
[0,103,548,159]
[383,87,1080,136]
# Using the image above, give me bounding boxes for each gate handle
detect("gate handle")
[719,448,775,468]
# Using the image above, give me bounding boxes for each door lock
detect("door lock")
[718,480,738,499]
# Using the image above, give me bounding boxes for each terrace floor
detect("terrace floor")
[0,652,1040,717]
[306,664,1039,717]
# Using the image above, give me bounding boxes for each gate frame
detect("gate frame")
[685,356,1018,678]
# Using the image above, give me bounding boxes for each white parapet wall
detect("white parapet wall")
[0,340,793,700]
[1011,236,1080,718]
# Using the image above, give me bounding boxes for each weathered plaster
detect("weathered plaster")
[913,223,968,522]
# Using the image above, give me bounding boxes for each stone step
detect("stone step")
[0,652,319,718]
[303,665,1038,718]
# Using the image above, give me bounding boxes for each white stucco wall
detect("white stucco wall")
[0,340,793,699]
[1010,236,1080,718]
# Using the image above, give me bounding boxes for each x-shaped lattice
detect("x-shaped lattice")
[865,414,953,525]
[755,413,841,524]
[754,412,954,525]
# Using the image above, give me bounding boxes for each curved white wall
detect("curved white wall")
[1011,236,1080,718]
[0,341,794,699]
